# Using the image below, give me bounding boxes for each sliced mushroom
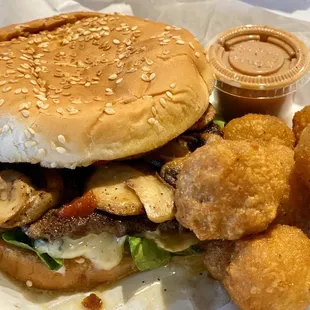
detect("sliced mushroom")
[188,103,216,131]
[160,156,188,187]
[126,175,175,223]
[0,170,63,228]
[85,163,145,216]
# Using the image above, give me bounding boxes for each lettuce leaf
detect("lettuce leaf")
[128,236,203,271]
[1,229,63,271]
[128,236,171,271]
[213,115,226,129]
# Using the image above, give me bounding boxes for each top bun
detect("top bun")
[0,12,214,168]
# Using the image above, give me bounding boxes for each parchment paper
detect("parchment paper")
[0,1,309,309]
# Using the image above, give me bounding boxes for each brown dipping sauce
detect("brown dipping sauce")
[207,25,310,120]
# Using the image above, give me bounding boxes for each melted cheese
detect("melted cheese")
[34,232,126,270]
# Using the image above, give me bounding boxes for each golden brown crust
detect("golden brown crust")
[0,239,137,291]
[295,125,310,189]
[224,225,310,310]
[0,12,214,168]
[223,114,295,149]
[175,140,294,240]
[293,106,310,143]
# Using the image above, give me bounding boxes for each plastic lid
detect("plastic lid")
[207,25,310,91]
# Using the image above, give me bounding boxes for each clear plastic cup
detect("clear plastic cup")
[206,25,310,121]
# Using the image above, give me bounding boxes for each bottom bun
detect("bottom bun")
[0,240,138,291]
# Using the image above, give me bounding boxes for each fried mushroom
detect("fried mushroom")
[295,125,310,189]
[220,225,310,310]
[293,105,310,142]
[224,114,295,149]
[175,140,294,240]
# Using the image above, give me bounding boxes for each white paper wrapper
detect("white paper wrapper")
[0,1,309,309]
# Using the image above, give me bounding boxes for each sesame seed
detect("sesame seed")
[63,92,71,96]
[105,107,116,115]
[194,38,199,42]
[24,74,31,79]
[131,26,138,31]
[21,110,30,118]
[36,101,43,108]
[108,73,118,80]
[14,88,22,94]
[142,66,151,72]
[35,95,47,101]
[28,128,36,136]
[24,130,32,139]
[176,40,185,45]
[159,97,166,106]
[149,73,156,81]
[146,58,154,65]
[105,102,113,107]
[40,103,49,110]
[165,26,171,31]
[2,86,12,93]
[69,108,79,115]
[6,69,15,74]
[170,83,176,89]
[0,99,4,106]
[72,99,82,104]
[166,91,173,99]
[189,42,195,50]
[21,63,30,69]
[163,50,169,55]
[51,141,56,150]
[152,107,157,115]
[22,87,28,94]
[116,78,123,84]
[148,117,156,124]
[25,141,37,148]
[19,103,28,111]
[195,52,200,58]
[37,148,46,158]
[2,124,10,133]
[26,281,33,288]
[0,81,7,86]
[113,39,120,45]
[56,108,64,114]
[141,74,150,82]
[56,147,67,154]
[58,135,66,144]
[30,80,37,85]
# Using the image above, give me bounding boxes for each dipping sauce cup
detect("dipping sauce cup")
[207,25,310,120]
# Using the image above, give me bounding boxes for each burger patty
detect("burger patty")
[25,209,184,241]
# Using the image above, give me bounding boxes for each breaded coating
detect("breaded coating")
[175,140,294,240]
[223,225,310,310]
[224,114,295,149]
[295,125,310,190]
[275,170,310,237]
[293,106,310,142]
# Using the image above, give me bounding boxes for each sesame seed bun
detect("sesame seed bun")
[0,239,137,291]
[0,12,214,168]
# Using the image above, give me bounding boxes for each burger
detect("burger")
[0,11,216,291]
